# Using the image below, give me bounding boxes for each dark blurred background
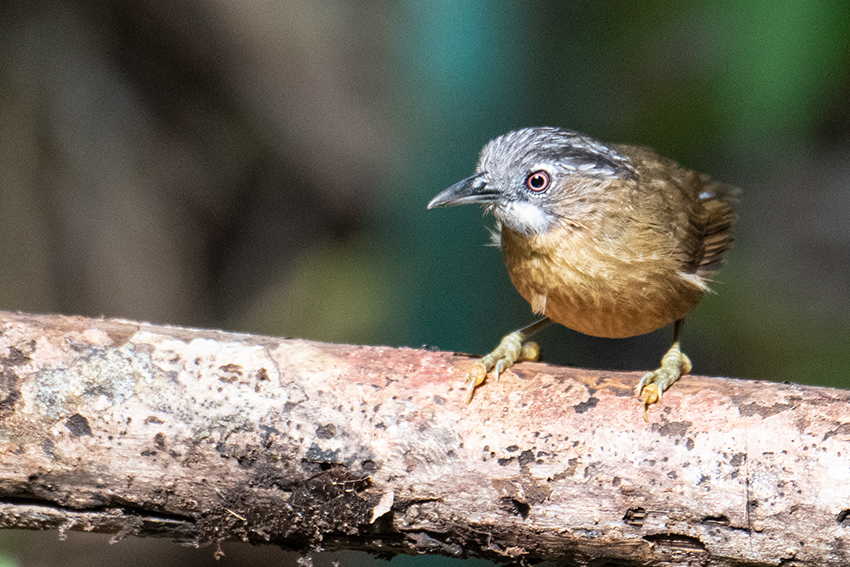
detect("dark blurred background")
[1,0,849,565]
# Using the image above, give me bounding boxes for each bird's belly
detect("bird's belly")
[501,227,704,338]
[526,275,700,338]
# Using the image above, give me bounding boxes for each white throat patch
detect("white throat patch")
[498,200,552,235]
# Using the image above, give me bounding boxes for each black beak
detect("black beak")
[427,173,499,209]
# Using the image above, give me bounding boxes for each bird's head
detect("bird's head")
[428,127,635,235]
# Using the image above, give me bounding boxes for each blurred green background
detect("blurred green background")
[1,0,849,565]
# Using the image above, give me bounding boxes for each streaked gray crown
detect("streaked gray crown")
[478,127,633,180]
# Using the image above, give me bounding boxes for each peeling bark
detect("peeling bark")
[0,311,848,566]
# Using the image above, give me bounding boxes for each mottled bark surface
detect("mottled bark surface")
[0,311,847,566]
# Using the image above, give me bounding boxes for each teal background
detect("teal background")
[1,0,849,564]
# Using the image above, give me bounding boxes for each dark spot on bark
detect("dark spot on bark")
[511,498,531,519]
[316,424,337,439]
[527,482,552,505]
[65,413,92,437]
[499,497,530,519]
[667,470,677,479]
[154,432,166,450]
[623,507,646,526]
[730,452,746,467]
[216,442,265,467]
[653,419,692,437]
[219,363,243,375]
[256,368,269,381]
[0,368,21,417]
[249,468,376,538]
[518,450,535,467]
[702,515,730,525]
[3,346,31,365]
[837,510,850,525]
[407,532,462,556]
[361,460,376,471]
[606,385,633,397]
[505,445,519,452]
[573,396,599,414]
[305,442,340,464]
[510,368,528,379]
[140,450,157,456]
[686,437,695,450]
[738,402,792,419]
[432,395,446,405]
[497,457,515,466]
[144,415,163,424]
[259,425,281,446]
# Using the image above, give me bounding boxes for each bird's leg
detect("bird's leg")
[466,317,553,403]
[636,319,692,420]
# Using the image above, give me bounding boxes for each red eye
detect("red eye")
[525,170,550,192]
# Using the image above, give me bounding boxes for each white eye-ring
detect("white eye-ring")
[525,170,550,192]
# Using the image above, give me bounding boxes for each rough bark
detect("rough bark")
[0,311,847,566]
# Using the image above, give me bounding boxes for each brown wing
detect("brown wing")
[693,175,737,277]
[613,144,737,280]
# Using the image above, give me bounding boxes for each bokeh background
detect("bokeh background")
[1,0,849,565]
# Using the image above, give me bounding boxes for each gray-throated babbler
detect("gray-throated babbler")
[428,127,736,418]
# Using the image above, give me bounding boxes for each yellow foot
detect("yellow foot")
[465,333,540,404]
[636,341,692,421]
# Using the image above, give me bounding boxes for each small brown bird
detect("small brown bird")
[428,127,736,418]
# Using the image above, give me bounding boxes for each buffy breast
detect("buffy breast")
[499,224,705,338]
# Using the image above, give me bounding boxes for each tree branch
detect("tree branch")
[0,311,847,565]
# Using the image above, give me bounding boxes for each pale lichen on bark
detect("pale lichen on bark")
[0,311,848,566]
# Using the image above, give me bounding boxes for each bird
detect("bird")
[427,127,736,418]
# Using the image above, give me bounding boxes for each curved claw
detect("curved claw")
[465,338,542,403]
[636,341,692,421]
[466,362,488,404]
[494,359,507,384]
[462,318,552,404]
[639,384,661,422]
